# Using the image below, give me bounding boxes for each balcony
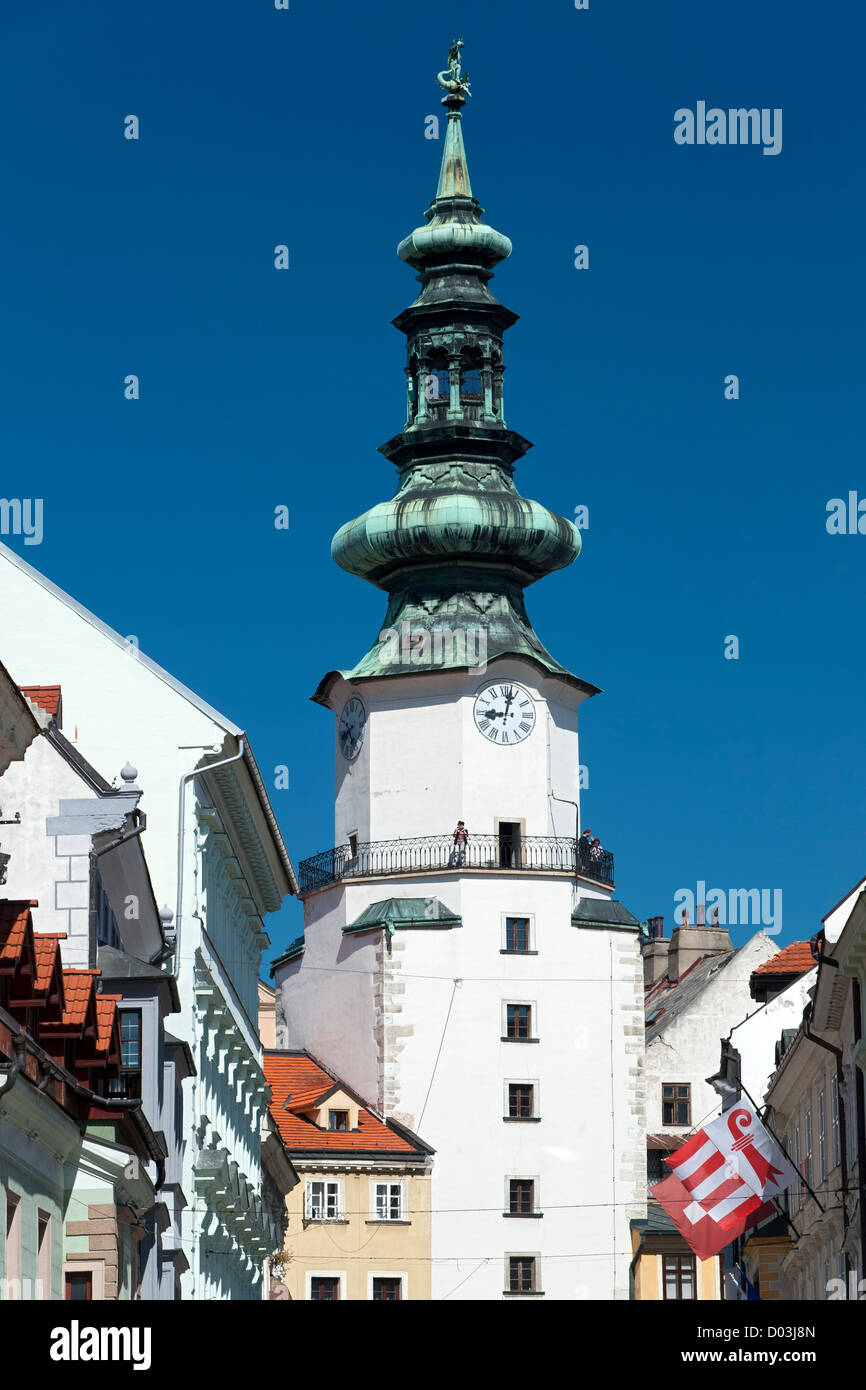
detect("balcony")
[298,834,614,895]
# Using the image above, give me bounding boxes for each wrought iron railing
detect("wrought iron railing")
[298,834,614,894]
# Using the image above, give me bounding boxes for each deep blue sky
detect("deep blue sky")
[3,1,863,964]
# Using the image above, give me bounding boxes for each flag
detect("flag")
[652,1101,797,1261]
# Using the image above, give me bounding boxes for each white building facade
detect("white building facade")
[0,542,295,1298]
[273,51,646,1300]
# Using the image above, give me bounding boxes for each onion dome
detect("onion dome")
[316,42,590,700]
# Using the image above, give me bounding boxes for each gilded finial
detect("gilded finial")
[437,37,471,107]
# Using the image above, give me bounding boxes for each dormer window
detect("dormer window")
[328,1109,349,1132]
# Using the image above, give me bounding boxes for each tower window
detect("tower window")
[504,917,531,952]
[507,1083,536,1119]
[424,358,450,404]
[460,366,482,400]
[508,1179,536,1215]
[505,1004,532,1039]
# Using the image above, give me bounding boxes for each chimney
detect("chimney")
[642,915,671,988]
[667,910,732,982]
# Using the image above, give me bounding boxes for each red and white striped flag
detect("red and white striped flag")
[651,1101,797,1260]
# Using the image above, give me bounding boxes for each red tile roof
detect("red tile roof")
[19,685,61,719]
[95,994,123,1053]
[32,934,66,992]
[753,941,815,977]
[0,902,31,970]
[51,969,100,1030]
[264,1052,426,1155]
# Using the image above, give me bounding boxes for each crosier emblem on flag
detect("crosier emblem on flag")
[651,1100,798,1260]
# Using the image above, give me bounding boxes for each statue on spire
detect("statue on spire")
[437,38,471,102]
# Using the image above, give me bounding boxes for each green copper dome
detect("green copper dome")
[314,42,591,701]
[332,486,580,588]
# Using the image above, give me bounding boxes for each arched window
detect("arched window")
[460,357,482,401]
[424,353,450,407]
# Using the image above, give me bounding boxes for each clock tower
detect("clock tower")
[274,43,646,1300]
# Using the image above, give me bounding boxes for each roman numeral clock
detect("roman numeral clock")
[473,681,536,745]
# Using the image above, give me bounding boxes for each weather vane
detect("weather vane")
[437,38,471,104]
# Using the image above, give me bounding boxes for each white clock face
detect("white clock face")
[338,696,366,760]
[473,681,536,746]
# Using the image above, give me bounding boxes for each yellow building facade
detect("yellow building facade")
[263,1049,434,1300]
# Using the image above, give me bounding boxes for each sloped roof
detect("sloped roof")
[0,901,33,971]
[32,933,66,992]
[264,1051,432,1157]
[572,898,640,930]
[0,542,297,899]
[343,897,462,936]
[20,684,62,720]
[753,940,814,977]
[646,950,735,1042]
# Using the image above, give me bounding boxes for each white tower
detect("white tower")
[274,44,646,1300]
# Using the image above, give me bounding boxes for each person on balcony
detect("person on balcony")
[450,821,468,867]
[589,837,603,866]
[578,828,593,873]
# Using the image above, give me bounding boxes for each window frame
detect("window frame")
[370,1180,405,1223]
[506,1177,539,1217]
[662,1253,696,1300]
[501,913,535,955]
[505,1080,538,1121]
[328,1109,349,1132]
[661,1082,691,1127]
[305,1178,344,1222]
[831,1075,841,1168]
[368,1271,407,1301]
[307,1272,343,1301]
[504,1253,542,1297]
[503,1000,537,1042]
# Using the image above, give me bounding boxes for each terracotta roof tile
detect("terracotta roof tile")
[19,685,61,719]
[753,941,815,977]
[45,969,100,1030]
[32,934,66,992]
[95,994,123,1052]
[264,1053,425,1156]
[0,902,31,968]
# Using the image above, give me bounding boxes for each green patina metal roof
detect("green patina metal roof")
[314,43,592,700]
[343,897,462,937]
[571,899,641,931]
[269,934,305,975]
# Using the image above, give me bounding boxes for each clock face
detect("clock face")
[338,696,366,761]
[473,682,536,746]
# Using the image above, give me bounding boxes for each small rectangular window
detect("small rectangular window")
[505,918,530,952]
[328,1110,349,1132]
[65,1272,92,1301]
[374,1183,403,1221]
[372,1277,402,1301]
[508,1256,536,1294]
[663,1254,696,1300]
[507,1084,535,1119]
[506,1004,531,1039]
[306,1180,341,1220]
[310,1276,340,1301]
[509,1180,535,1215]
[662,1083,691,1126]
